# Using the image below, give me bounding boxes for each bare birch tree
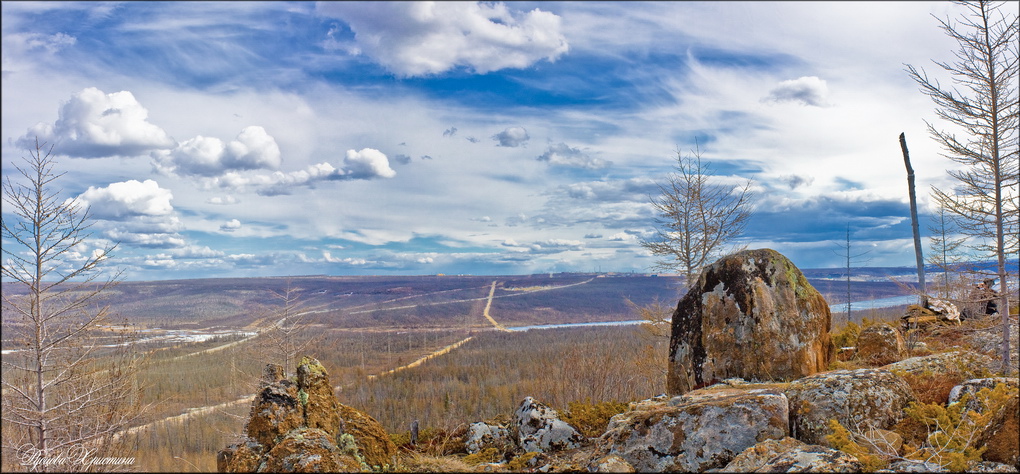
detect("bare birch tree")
[641,143,754,284]
[905,0,1018,373]
[1,139,142,472]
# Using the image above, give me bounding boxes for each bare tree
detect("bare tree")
[906,0,1018,373]
[641,142,754,283]
[1,139,142,471]
[926,205,969,300]
[252,282,318,376]
[832,223,871,326]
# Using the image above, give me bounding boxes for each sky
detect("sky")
[0,1,985,280]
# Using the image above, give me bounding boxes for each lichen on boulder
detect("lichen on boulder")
[594,387,789,472]
[512,397,584,454]
[668,248,834,395]
[785,368,916,446]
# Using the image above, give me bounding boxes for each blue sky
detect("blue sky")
[1,1,977,280]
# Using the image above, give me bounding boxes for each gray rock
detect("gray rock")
[596,387,789,472]
[464,421,512,454]
[948,377,1019,412]
[884,350,996,377]
[886,459,946,472]
[785,368,915,446]
[723,437,863,472]
[512,397,584,453]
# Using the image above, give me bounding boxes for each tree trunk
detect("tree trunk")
[900,132,926,302]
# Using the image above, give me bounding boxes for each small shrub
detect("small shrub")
[893,369,965,405]
[507,452,539,470]
[462,447,501,466]
[897,383,1017,471]
[831,321,861,349]
[825,419,887,472]
[561,398,629,438]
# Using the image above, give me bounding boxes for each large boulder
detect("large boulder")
[857,324,905,365]
[512,397,584,453]
[722,437,863,472]
[595,387,788,472]
[668,249,833,395]
[786,368,916,446]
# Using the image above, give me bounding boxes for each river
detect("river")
[506,294,919,332]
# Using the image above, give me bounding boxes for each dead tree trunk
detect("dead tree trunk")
[900,133,926,301]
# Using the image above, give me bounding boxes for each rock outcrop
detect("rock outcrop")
[785,368,915,445]
[218,357,397,472]
[512,397,584,453]
[668,249,833,395]
[856,324,905,365]
[722,437,863,472]
[594,387,789,472]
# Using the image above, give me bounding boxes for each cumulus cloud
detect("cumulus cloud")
[343,148,397,179]
[317,2,568,76]
[493,126,529,147]
[537,142,610,170]
[210,148,395,195]
[76,179,174,219]
[153,126,282,177]
[443,127,458,137]
[17,87,175,158]
[763,76,830,107]
[72,179,187,249]
[392,153,412,165]
[220,219,242,232]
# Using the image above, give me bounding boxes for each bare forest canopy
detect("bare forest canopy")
[0,266,953,333]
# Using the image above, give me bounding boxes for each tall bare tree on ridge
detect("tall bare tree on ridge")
[906,0,1018,373]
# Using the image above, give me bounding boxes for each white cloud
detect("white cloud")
[492,126,530,147]
[529,239,584,254]
[17,87,175,157]
[76,179,174,219]
[153,125,281,177]
[536,142,610,169]
[220,219,242,232]
[343,148,396,179]
[317,2,568,76]
[763,76,830,107]
[209,148,395,195]
[207,195,239,205]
